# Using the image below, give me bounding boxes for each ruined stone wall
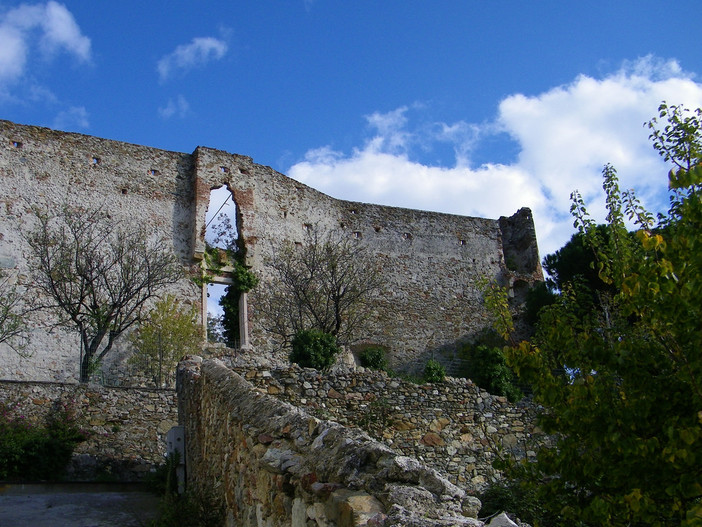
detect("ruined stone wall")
[224,361,543,491]
[178,357,485,526]
[0,120,200,382]
[0,380,177,481]
[0,120,541,382]
[191,147,543,372]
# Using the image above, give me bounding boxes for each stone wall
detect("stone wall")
[222,359,543,491]
[0,119,542,383]
[0,380,177,481]
[178,356,487,527]
[0,120,201,382]
[193,144,543,370]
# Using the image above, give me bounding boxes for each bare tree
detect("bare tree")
[25,206,183,382]
[261,227,383,346]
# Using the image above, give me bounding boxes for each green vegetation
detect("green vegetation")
[486,103,702,526]
[0,401,87,481]
[25,206,182,382]
[129,295,202,387]
[289,329,339,369]
[422,359,445,383]
[358,345,388,370]
[459,331,522,402]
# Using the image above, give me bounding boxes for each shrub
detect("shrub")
[0,401,87,481]
[289,329,339,369]
[423,359,445,383]
[358,346,388,370]
[460,343,523,402]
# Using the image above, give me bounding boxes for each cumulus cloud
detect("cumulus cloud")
[0,1,90,86]
[157,37,228,82]
[288,56,702,256]
[158,95,190,119]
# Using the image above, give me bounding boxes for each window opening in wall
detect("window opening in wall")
[204,186,246,348]
[353,231,362,239]
[12,141,22,149]
[92,156,101,165]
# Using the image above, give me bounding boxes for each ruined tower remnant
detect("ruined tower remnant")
[0,120,542,382]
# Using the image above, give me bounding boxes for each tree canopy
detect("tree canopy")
[492,103,702,526]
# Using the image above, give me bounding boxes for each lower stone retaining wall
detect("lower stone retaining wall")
[178,357,486,526]
[224,361,544,492]
[0,379,177,481]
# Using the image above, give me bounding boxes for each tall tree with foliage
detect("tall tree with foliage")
[25,206,183,382]
[129,295,201,387]
[491,103,702,526]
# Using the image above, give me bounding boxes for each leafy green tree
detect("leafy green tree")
[129,295,202,387]
[525,224,617,325]
[492,103,702,526]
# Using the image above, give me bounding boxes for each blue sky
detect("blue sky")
[2,1,702,258]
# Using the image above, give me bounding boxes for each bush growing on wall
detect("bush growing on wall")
[358,346,388,371]
[289,329,339,370]
[423,359,445,383]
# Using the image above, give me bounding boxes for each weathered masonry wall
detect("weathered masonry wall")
[0,119,542,382]
[226,362,543,491]
[178,357,485,527]
[0,120,200,382]
[186,148,543,371]
[0,380,177,481]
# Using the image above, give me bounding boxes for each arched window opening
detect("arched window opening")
[204,186,247,348]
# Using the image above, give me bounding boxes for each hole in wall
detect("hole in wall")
[204,186,242,347]
[12,141,22,149]
[121,188,128,195]
[353,231,362,239]
[92,156,101,165]
[148,169,159,176]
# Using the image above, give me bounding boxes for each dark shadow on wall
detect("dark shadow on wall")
[172,153,198,264]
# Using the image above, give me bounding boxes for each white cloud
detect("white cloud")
[157,37,228,82]
[288,57,702,257]
[158,95,190,119]
[52,105,88,130]
[0,1,90,86]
